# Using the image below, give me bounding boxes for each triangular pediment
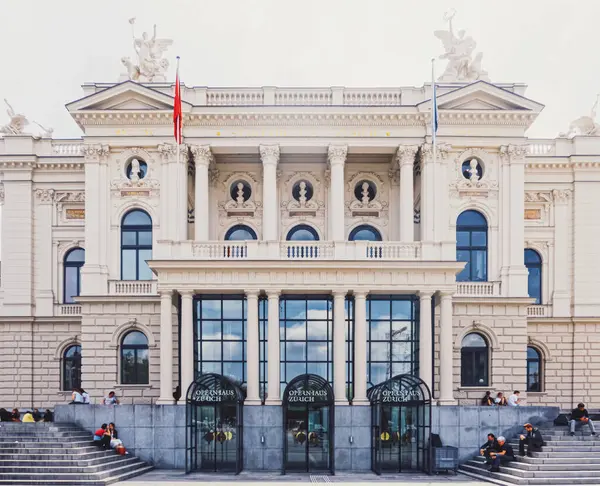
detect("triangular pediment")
[66,81,191,112]
[418,81,545,113]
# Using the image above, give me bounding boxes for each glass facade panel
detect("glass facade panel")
[194,296,247,387]
[367,296,419,388]
[121,209,153,281]
[280,296,333,396]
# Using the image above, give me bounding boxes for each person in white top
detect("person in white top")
[70,388,84,404]
[80,388,90,404]
[508,390,522,407]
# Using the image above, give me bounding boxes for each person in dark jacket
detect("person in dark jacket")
[0,409,11,422]
[570,403,596,436]
[481,391,493,406]
[489,436,514,472]
[480,433,498,462]
[519,423,544,456]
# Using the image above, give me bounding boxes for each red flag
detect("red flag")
[173,57,182,144]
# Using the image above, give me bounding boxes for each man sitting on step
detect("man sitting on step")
[488,436,514,473]
[570,403,597,436]
[519,423,544,456]
[480,433,499,462]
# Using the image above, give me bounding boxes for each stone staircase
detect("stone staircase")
[0,422,152,485]
[459,421,600,485]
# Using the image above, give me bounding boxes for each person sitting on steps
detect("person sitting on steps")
[488,436,514,473]
[481,391,493,406]
[519,423,544,456]
[570,402,596,436]
[495,392,508,406]
[480,433,498,462]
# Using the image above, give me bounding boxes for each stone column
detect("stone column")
[158,290,174,404]
[353,291,369,404]
[438,292,456,405]
[191,145,213,241]
[396,145,418,242]
[266,291,281,404]
[260,145,280,241]
[246,290,261,405]
[418,291,433,392]
[420,144,435,243]
[333,290,348,404]
[180,291,195,400]
[34,189,55,316]
[552,190,572,316]
[501,145,529,296]
[328,145,348,241]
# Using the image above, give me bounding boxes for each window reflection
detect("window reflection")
[195,296,247,387]
[367,296,418,387]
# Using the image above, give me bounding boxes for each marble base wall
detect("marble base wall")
[54,404,560,470]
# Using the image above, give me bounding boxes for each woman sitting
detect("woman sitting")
[93,424,111,449]
[10,409,20,422]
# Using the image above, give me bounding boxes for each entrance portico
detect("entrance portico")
[150,259,462,408]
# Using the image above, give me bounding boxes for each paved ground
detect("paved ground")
[117,470,486,484]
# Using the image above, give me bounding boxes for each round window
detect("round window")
[354,180,377,202]
[229,180,252,202]
[461,159,484,180]
[292,180,314,202]
[126,158,148,181]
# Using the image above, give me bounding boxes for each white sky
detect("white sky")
[0,0,598,138]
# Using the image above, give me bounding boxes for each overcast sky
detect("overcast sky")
[0,0,597,138]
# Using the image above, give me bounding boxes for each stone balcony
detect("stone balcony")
[108,280,158,296]
[155,240,423,261]
[455,281,502,297]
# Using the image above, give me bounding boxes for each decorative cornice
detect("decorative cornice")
[328,145,348,165]
[190,145,214,166]
[157,143,186,158]
[552,189,572,203]
[395,145,419,166]
[259,145,280,166]
[0,161,84,171]
[500,144,528,161]
[55,191,85,203]
[82,144,109,158]
[34,188,55,203]
[421,142,451,161]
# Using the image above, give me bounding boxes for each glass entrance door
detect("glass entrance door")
[198,404,238,472]
[284,403,331,472]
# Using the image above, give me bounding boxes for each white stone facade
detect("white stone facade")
[1,80,599,410]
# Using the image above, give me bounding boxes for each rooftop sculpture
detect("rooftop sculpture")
[434,9,489,83]
[121,18,173,83]
[559,94,600,138]
[0,99,29,135]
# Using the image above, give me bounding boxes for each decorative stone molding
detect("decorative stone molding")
[55,191,85,203]
[281,172,323,217]
[421,142,452,161]
[209,167,220,187]
[217,171,262,226]
[552,189,572,204]
[345,171,387,219]
[82,144,109,158]
[34,188,55,203]
[0,161,84,171]
[387,167,400,186]
[449,177,498,199]
[111,147,160,195]
[259,145,280,166]
[0,183,4,204]
[56,240,85,261]
[395,145,419,167]
[524,191,552,208]
[527,337,554,362]
[454,322,500,351]
[157,143,186,160]
[109,319,157,349]
[500,144,528,162]
[328,145,348,165]
[54,336,80,360]
[190,145,214,166]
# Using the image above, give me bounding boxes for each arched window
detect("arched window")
[64,248,85,304]
[286,224,319,241]
[63,345,81,391]
[456,210,488,282]
[527,346,542,392]
[225,224,257,241]
[461,333,489,386]
[349,225,382,242]
[525,249,542,304]
[120,331,149,384]
[121,209,152,281]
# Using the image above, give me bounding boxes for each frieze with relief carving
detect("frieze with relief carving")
[216,171,263,234]
[345,171,389,229]
[280,171,325,231]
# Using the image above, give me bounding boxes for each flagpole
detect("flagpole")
[176,56,181,175]
[431,58,437,242]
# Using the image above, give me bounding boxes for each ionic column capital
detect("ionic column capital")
[327,145,348,166]
[353,291,368,300]
[259,144,280,166]
[418,290,434,300]
[191,145,214,167]
[245,289,261,299]
[500,144,528,163]
[159,289,173,299]
[332,289,349,298]
[266,290,281,299]
[178,290,194,298]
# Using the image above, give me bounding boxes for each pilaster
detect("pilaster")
[353,291,369,405]
[34,188,55,316]
[245,289,261,405]
[80,144,110,296]
[552,189,572,316]
[418,291,433,392]
[179,290,194,402]
[265,290,281,405]
[260,145,280,241]
[157,290,175,404]
[332,290,348,404]
[158,143,188,242]
[327,145,347,241]
[396,145,419,243]
[190,145,213,241]
[438,292,456,405]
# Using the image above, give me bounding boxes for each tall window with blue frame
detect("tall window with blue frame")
[366,295,419,387]
[279,296,333,398]
[346,296,354,402]
[63,248,85,304]
[194,295,247,389]
[121,209,153,281]
[525,249,542,304]
[456,210,488,282]
[259,297,267,402]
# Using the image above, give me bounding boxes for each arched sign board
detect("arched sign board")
[367,374,432,406]
[283,374,334,405]
[186,373,245,405]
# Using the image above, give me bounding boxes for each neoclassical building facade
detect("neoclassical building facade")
[1,78,598,419]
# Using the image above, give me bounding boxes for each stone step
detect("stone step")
[468,458,600,472]
[0,435,91,443]
[0,455,136,467]
[0,457,143,474]
[0,446,105,455]
[0,461,149,481]
[460,464,600,485]
[0,440,93,448]
[467,461,600,478]
[0,450,121,461]
[531,450,600,458]
[0,465,154,485]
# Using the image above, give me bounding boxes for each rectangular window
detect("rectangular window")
[194,295,247,387]
[367,295,419,388]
